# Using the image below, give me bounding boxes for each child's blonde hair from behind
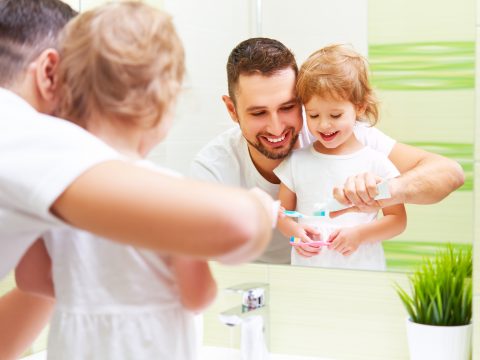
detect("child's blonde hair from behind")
[296,44,378,125]
[57,1,185,129]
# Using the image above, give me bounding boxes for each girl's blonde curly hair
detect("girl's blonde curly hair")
[296,44,379,125]
[57,1,185,129]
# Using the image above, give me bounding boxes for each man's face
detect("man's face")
[232,68,302,160]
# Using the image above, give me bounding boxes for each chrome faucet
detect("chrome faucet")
[219,282,269,360]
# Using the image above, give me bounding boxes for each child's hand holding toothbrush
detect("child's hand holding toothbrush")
[327,227,361,256]
[291,224,322,258]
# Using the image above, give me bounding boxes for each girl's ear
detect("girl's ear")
[356,103,367,118]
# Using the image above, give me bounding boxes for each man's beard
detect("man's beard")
[246,128,298,160]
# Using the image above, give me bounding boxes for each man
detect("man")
[191,37,464,264]
[0,1,274,357]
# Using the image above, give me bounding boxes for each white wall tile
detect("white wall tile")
[262,0,368,63]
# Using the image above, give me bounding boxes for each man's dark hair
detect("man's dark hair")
[226,37,297,103]
[0,0,77,86]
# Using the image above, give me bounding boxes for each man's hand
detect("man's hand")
[330,173,397,218]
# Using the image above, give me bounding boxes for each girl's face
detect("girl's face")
[304,95,365,155]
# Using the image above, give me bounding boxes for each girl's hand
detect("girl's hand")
[327,227,361,256]
[293,224,321,258]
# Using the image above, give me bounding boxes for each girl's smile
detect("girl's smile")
[305,95,365,155]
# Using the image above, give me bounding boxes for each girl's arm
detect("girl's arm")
[329,204,407,255]
[171,257,217,312]
[347,203,407,244]
[0,289,54,360]
[52,161,273,264]
[277,183,320,257]
[277,183,300,238]
[15,238,54,299]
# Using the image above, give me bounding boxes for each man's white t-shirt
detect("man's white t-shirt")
[190,123,395,264]
[0,87,119,279]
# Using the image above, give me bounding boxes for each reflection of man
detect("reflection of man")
[190,37,464,264]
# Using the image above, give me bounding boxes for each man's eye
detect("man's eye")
[251,111,265,116]
[331,114,342,119]
[280,105,295,111]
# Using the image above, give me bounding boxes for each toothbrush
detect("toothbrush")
[283,210,326,218]
[283,210,306,218]
[313,179,392,216]
[289,236,330,248]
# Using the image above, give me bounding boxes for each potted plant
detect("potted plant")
[395,244,472,360]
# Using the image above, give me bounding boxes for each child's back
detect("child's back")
[46,221,197,359]
[43,3,211,359]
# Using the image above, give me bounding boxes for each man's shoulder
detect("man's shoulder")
[190,126,245,185]
[290,144,314,161]
[194,126,243,163]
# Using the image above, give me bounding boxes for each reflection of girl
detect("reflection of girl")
[16,3,217,359]
[276,44,407,270]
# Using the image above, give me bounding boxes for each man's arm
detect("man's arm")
[332,142,464,215]
[52,161,273,265]
[386,142,464,204]
[0,288,54,360]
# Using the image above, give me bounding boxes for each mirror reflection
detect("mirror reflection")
[151,0,474,272]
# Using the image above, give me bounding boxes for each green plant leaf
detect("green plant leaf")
[393,243,472,326]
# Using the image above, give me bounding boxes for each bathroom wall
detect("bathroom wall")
[473,0,480,357]
[368,0,475,271]
[206,262,411,359]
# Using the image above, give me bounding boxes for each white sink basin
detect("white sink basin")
[200,346,334,360]
[24,348,334,360]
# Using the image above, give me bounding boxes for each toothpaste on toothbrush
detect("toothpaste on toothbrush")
[312,179,392,216]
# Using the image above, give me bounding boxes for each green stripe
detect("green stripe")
[369,42,475,90]
[385,241,472,272]
[404,142,473,191]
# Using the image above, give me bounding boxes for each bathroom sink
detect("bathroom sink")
[24,348,333,360]
[199,346,334,359]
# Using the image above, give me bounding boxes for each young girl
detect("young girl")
[16,3,216,359]
[275,44,407,270]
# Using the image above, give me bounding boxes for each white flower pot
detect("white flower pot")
[406,318,472,360]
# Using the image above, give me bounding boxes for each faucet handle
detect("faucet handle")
[225,282,269,311]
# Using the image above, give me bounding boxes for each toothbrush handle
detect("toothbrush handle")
[314,180,392,213]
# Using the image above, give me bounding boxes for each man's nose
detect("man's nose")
[266,113,284,135]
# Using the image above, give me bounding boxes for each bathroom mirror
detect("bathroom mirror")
[150,0,474,273]
[77,0,474,273]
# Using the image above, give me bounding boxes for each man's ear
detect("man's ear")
[222,95,239,123]
[34,49,60,103]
